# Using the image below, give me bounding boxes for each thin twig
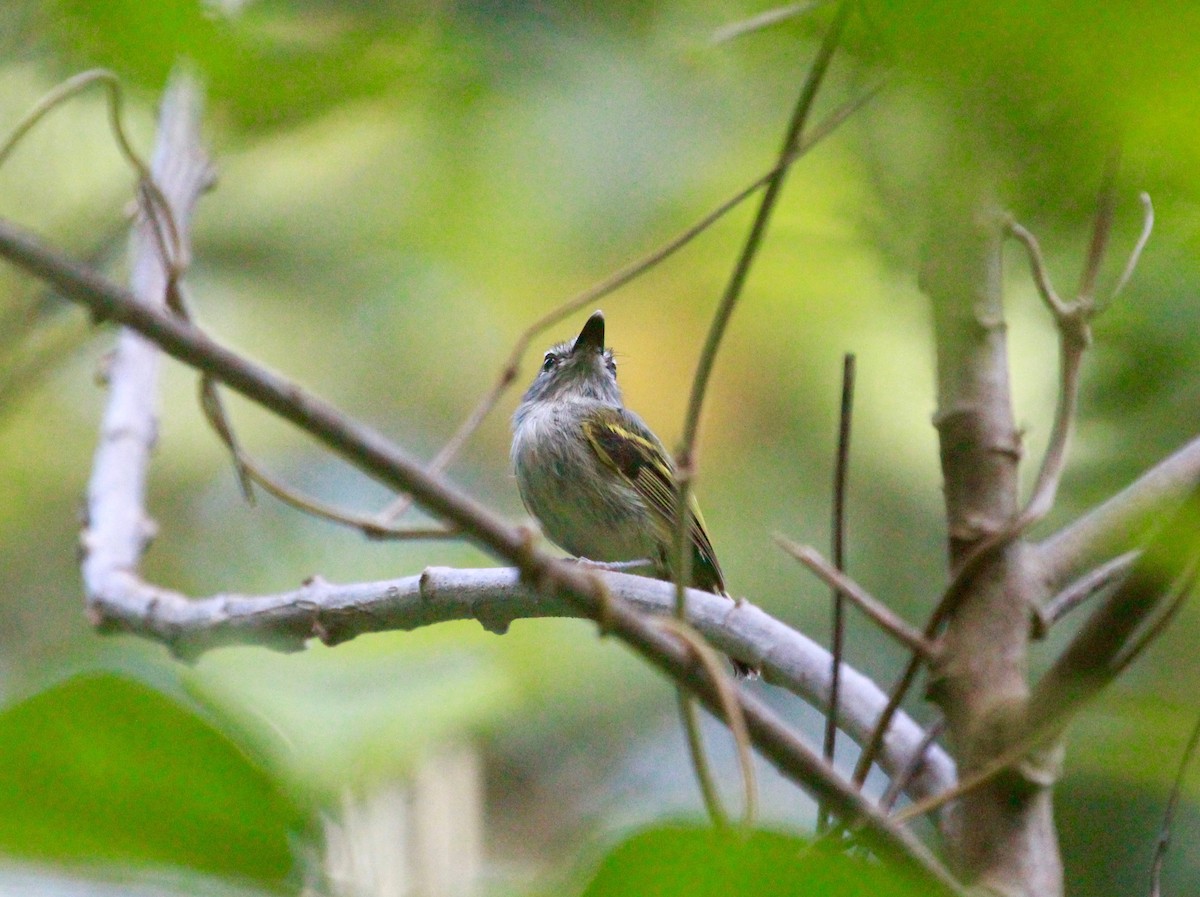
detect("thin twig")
[1032,550,1138,638]
[891,735,1037,826]
[373,80,882,527]
[852,653,922,787]
[677,688,731,828]
[1109,192,1155,304]
[661,617,758,828]
[818,353,855,834]
[711,1,824,44]
[678,0,853,460]
[1150,708,1200,897]
[0,69,148,183]
[0,69,182,264]
[1005,221,1067,316]
[198,378,459,539]
[776,539,936,660]
[880,717,946,814]
[672,0,854,658]
[1005,214,1091,522]
[1035,436,1200,593]
[1077,150,1121,306]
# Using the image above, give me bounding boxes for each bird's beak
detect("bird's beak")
[572,311,605,354]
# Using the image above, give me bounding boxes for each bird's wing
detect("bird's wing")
[582,406,726,592]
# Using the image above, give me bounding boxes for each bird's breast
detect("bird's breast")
[512,404,656,563]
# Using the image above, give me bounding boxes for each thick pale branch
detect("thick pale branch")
[89,563,955,802]
[82,72,213,602]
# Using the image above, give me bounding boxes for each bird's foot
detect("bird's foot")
[572,557,655,573]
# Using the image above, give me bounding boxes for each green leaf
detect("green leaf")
[579,823,926,897]
[0,672,306,888]
[42,0,426,133]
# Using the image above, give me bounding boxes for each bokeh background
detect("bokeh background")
[1,1,1199,895]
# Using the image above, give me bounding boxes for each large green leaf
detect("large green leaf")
[0,672,306,889]
[579,823,926,897]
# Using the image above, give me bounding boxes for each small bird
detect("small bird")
[511,311,756,678]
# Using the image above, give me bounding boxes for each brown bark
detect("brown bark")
[923,191,1062,896]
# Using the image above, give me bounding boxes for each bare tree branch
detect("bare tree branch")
[819,352,855,834]
[1032,550,1138,637]
[0,216,963,893]
[894,514,1200,831]
[1028,486,1200,733]
[81,71,213,608]
[1033,435,1200,593]
[88,562,954,798]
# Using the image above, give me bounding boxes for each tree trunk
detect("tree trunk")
[923,186,1063,896]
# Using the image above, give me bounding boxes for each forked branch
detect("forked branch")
[0,196,963,897]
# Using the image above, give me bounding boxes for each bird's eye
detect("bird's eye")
[541,353,558,372]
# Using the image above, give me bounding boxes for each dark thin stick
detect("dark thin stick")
[818,352,855,833]
[1150,709,1200,897]
[853,654,922,787]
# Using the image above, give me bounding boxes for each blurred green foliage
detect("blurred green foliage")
[577,823,926,897]
[0,672,306,888]
[0,0,1198,894]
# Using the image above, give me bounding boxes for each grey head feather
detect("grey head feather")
[515,313,622,416]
